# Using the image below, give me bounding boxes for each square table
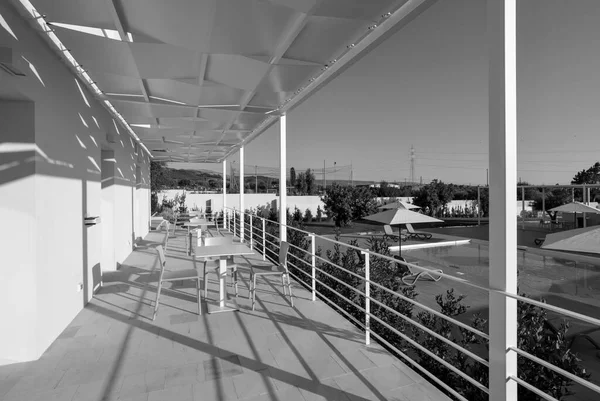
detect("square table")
[195,243,255,314]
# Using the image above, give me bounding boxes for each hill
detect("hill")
[161,166,421,191]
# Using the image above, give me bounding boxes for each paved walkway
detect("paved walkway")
[0,228,450,401]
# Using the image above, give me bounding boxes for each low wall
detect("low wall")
[158,191,538,217]
[159,190,325,215]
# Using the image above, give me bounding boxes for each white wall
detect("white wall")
[0,3,150,363]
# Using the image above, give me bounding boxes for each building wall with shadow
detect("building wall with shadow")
[0,3,150,364]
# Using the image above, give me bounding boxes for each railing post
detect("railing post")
[249,214,253,250]
[363,251,370,345]
[240,209,245,243]
[223,208,226,231]
[262,219,266,261]
[233,208,236,238]
[309,234,316,301]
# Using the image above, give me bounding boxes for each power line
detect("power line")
[418,149,600,155]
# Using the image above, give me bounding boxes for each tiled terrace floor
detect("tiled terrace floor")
[0,228,450,401]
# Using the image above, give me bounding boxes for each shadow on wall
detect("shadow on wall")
[0,97,148,334]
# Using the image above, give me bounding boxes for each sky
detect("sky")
[170,0,600,186]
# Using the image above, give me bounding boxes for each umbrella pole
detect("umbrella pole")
[398,224,402,257]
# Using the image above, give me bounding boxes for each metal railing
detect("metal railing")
[222,207,600,401]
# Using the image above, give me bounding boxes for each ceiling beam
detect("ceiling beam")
[105,0,158,127]
[105,96,268,115]
[188,53,210,162]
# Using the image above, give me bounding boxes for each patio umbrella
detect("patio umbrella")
[549,202,600,228]
[541,226,600,255]
[378,201,421,210]
[363,209,443,256]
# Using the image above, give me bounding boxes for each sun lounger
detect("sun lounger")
[383,225,408,242]
[394,255,443,286]
[534,237,545,246]
[404,223,432,240]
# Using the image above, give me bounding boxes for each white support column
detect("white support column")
[587,187,591,205]
[279,114,287,242]
[364,251,371,345]
[239,147,245,242]
[223,160,227,229]
[488,1,518,400]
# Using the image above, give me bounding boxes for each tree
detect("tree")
[304,208,313,222]
[572,162,600,184]
[316,205,323,222]
[295,172,308,194]
[517,181,541,202]
[349,186,378,220]
[150,161,171,191]
[571,161,600,201]
[178,178,191,188]
[150,161,172,213]
[290,167,296,188]
[478,187,489,217]
[305,168,316,195]
[534,187,572,221]
[321,184,353,227]
[412,179,455,217]
[292,207,303,223]
[321,184,377,227]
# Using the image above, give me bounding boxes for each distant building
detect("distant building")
[356,183,402,189]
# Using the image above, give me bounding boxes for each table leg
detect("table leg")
[218,257,227,307]
[208,256,239,314]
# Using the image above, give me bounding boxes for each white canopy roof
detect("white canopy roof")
[548,201,600,214]
[17,0,437,162]
[364,208,442,225]
[542,226,600,255]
